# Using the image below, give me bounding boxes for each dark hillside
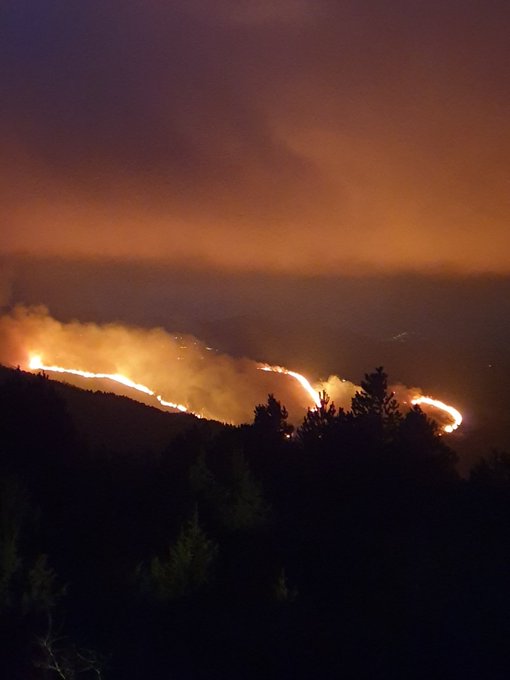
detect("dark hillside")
[0,365,222,456]
[1,364,509,680]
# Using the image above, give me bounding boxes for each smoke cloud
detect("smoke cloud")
[0,272,12,310]
[0,306,456,431]
[0,306,323,423]
[2,1,510,274]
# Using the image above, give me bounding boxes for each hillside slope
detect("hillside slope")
[0,365,222,456]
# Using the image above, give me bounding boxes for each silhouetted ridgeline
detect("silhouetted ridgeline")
[0,364,509,679]
[0,364,219,457]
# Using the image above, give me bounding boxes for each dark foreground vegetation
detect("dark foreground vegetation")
[0,366,509,679]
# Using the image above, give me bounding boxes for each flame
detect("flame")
[28,354,190,415]
[258,364,322,408]
[411,395,462,433]
[27,355,461,434]
[156,395,188,413]
[259,364,463,434]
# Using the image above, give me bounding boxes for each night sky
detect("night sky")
[2,0,510,273]
[2,1,510,460]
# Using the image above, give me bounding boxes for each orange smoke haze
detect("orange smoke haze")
[0,306,461,432]
[2,2,510,275]
[0,306,322,423]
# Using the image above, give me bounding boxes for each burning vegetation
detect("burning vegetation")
[0,305,462,433]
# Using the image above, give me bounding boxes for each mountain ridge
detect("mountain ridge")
[0,364,222,457]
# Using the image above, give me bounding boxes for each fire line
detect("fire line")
[411,395,463,433]
[258,364,322,408]
[28,355,189,414]
[27,355,462,433]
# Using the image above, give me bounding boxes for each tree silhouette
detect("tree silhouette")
[351,367,401,436]
[145,510,218,601]
[298,391,340,449]
[470,449,510,488]
[218,451,269,531]
[23,554,66,614]
[189,451,268,531]
[396,405,457,481]
[253,394,294,441]
[0,478,30,609]
[5,362,509,678]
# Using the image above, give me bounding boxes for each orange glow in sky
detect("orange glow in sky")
[2,2,510,275]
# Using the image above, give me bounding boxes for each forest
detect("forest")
[0,365,509,679]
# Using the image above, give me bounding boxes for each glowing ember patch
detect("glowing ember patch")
[28,355,189,414]
[258,364,321,408]
[411,396,463,433]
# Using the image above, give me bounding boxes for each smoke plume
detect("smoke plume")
[0,306,455,430]
[0,306,322,423]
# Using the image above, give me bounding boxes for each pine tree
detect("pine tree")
[253,394,294,441]
[0,478,29,609]
[219,451,269,531]
[351,367,401,435]
[298,391,338,448]
[148,510,218,600]
[397,405,457,481]
[23,554,66,613]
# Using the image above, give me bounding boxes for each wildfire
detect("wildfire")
[28,355,189,415]
[27,355,462,434]
[156,395,188,413]
[258,364,322,408]
[258,364,462,434]
[411,395,463,433]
